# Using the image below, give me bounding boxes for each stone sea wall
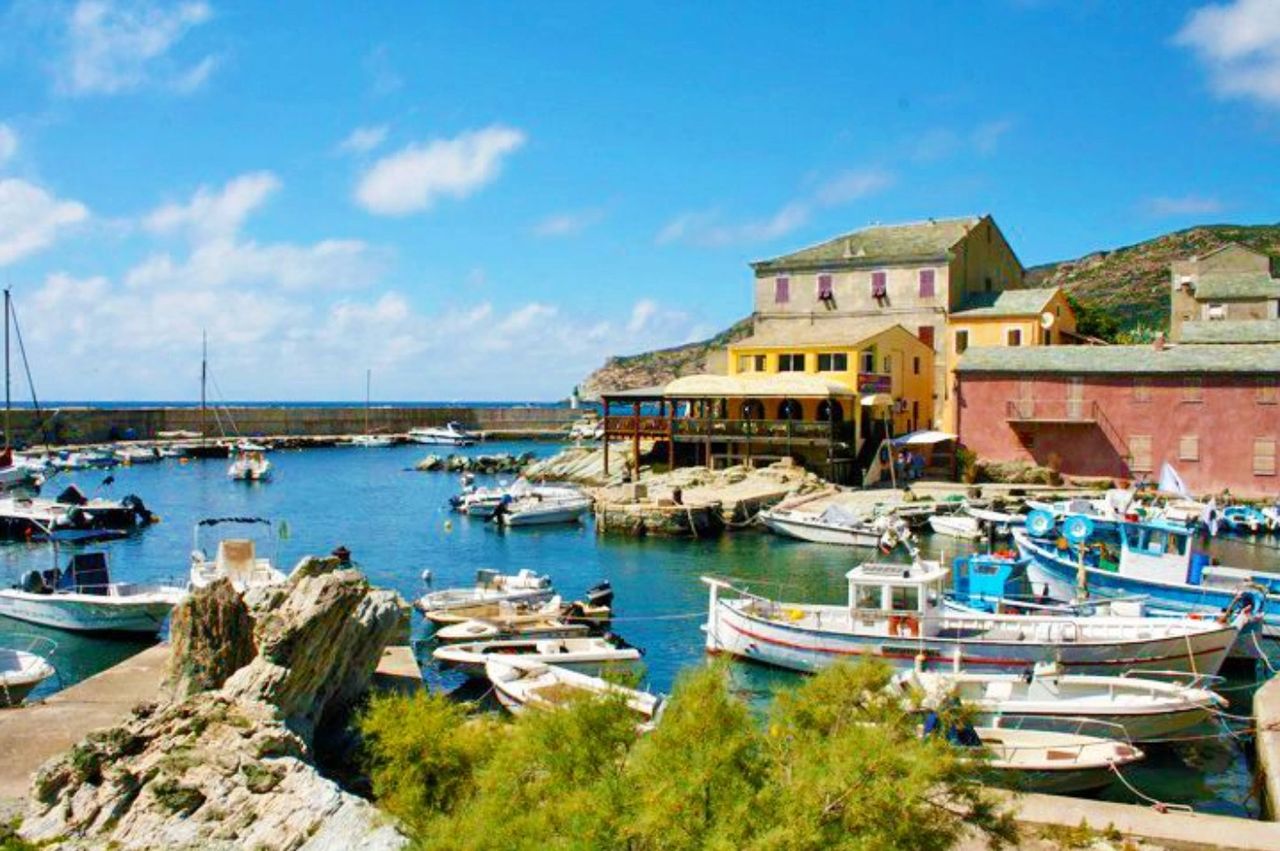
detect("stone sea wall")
[11,405,580,445]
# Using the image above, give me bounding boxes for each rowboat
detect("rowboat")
[894,666,1225,742]
[968,724,1144,794]
[434,635,641,678]
[435,616,590,643]
[414,569,554,616]
[702,560,1246,677]
[485,658,661,731]
[928,513,986,540]
[0,636,56,707]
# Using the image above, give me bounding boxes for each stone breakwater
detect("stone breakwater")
[413,452,537,474]
[21,558,410,850]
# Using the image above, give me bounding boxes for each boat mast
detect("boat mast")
[200,330,207,446]
[3,288,9,452]
[365,368,371,435]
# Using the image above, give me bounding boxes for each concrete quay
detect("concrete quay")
[0,644,421,803]
[1255,676,1280,821]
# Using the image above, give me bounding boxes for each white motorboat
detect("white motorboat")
[451,479,582,519]
[0,485,154,542]
[964,505,1025,529]
[759,504,905,548]
[895,666,1225,743]
[434,635,640,677]
[0,552,185,635]
[967,724,1144,794]
[0,635,56,707]
[495,493,592,527]
[485,657,661,731]
[703,559,1246,677]
[348,434,395,448]
[114,445,159,464]
[408,422,477,446]
[568,416,604,441]
[927,513,986,540]
[228,448,272,482]
[415,568,554,615]
[189,516,287,592]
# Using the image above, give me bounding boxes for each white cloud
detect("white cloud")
[531,207,605,237]
[1176,0,1280,106]
[364,45,403,97]
[0,125,17,166]
[657,203,810,248]
[1142,194,1225,217]
[970,118,1015,154]
[0,178,89,265]
[908,119,1014,161]
[144,171,280,241]
[337,125,389,155]
[125,237,378,291]
[60,0,217,96]
[354,125,527,216]
[813,169,895,206]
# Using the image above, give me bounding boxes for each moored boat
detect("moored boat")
[759,504,903,548]
[0,552,185,635]
[702,559,1246,677]
[495,492,592,527]
[960,724,1144,794]
[485,657,661,731]
[414,568,554,616]
[227,448,272,482]
[189,516,287,591]
[348,434,396,448]
[927,513,986,540]
[435,615,590,643]
[0,635,56,707]
[408,422,477,446]
[434,635,641,678]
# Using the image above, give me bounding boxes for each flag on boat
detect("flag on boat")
[1202,497,1220,537]
[1158,462,1190,499]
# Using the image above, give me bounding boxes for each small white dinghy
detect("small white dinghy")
[227,448,272,482]
[485,657,661,731]
[928,513,987,540]
[895,665,1226,742]
[0,552,185,635]
[415,568,554,616]
[0,636,56,707]
[434,635,641,678]
[759,504,903,548]
[435,614,590,643]
[495,493,592,527]
[189,517,287,592]
[969,725,1145,794]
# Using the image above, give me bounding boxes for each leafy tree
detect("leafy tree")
[1066,294,1120,342]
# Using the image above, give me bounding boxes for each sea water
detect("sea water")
[0,440,1267,817]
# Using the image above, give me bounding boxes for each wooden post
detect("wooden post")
[602,397,609,476]
[666,398,675,469]
[632,401,641,482]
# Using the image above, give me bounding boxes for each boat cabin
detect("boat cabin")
[949,554,1031,612]
[845,561,947,637]
[1115,520,1205,585]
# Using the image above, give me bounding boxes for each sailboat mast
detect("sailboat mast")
[365,368,371,435]
[200,330,207,446]
[3,288,9,451]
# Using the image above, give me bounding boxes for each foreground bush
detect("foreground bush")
[359,660,1017,850]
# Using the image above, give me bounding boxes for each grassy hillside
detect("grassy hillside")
[579,317,753,400]
[580,224,1280,394]
[1026,224,1280,332]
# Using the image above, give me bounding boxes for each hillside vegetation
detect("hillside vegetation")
[580,224,1280,394]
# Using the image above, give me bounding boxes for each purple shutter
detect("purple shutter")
[817,274,833,300]
[871,271,887,298]
[775,276,790,304]
[918,269,935,298]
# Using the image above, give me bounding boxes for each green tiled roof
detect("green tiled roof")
[951,288,1058,317]
[1193,271,1280,300]
[1180,320,1280,344]
[956,343,1280,375]
[752,216,982,273]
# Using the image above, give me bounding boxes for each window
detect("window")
[774,276,790,304]
[871,270,887,299]
[882,356,892,373]
[778,353,806,372]
[1044,330,1052,345]
[955,330,969,354]
[1128,435,1153,473]
[777,399,803,420]
[1133,378,1151,403]
[984,276,993,293]
[890,585,920,612]
[912,356,920,375]
[1182,377,1202,403]
[860,350,876,373]
[1259,377,1278,405]
[1006,328,1022,347]
[917,325,935,348]
[1256,438,1277,476]
[1179,434,1199,462]
[817,352,848,372]
[918,269,935,298]
[855,585,881,610]
[1207,303,1225,320]
[737,354,765,373]
[816,274,834,301]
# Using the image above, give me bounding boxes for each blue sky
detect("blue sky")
[0,0,1278,401]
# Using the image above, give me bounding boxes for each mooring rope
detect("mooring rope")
[1107,763,1195,814]
[1251,632,1278,676]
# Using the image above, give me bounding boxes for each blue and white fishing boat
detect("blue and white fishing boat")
[1014,511,1280,659]
[1220,505,1269,534]
[702,558,1246,677]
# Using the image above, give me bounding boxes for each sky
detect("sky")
[0,0,1279,402]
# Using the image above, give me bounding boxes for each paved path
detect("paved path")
[0,644,422,801]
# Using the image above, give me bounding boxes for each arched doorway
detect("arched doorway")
[777,398,803,421]
[741,399,765,420]
[817,399,844,423]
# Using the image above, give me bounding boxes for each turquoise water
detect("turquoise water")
[0,441,1268,817]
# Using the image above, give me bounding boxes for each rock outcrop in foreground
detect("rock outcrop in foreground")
[23,559,410,851]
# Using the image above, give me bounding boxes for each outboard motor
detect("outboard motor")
[19,570,45,593]
[585,580,614,609]
[122,494,154,525]
[56,484,88,506]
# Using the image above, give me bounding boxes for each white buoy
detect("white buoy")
[420,569,433,587]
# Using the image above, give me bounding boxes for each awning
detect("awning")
[664,373,853,398]
[892,429,957,446]
[860,393,893,407]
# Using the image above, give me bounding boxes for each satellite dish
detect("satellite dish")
[1040,310,1056,330]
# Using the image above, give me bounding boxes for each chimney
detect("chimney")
[1153,332,1166,352]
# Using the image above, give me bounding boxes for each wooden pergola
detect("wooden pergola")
[599,386,671,481]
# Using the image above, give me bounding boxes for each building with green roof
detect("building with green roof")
[1170,242,1280,341]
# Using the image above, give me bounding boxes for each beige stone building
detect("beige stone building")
[746,215,1027,430]
[1170,243,1280,342]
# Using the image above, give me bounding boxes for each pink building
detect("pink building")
[955,343,1280,497]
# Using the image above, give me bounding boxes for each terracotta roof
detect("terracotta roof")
[751,216,982,273]
[1193,271,1280,301]
[956,343,1280,375]
[1180,320,1280,344]
[951,288,1059,318]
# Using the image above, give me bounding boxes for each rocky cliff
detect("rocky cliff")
[23,559,410,850]
[579,317,753,399]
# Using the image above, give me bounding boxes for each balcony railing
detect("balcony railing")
[1005,399,1098,423]
[604,415,855,443]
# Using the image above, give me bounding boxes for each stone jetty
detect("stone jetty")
[413,451,536,474]
[20,557,410,850]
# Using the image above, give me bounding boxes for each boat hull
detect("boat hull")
[0,590,180,635]
[761,513,882,547]
[704,600,1237,677]
[499,504,589,526]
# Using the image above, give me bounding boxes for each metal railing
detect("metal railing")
[604,415,855,443]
